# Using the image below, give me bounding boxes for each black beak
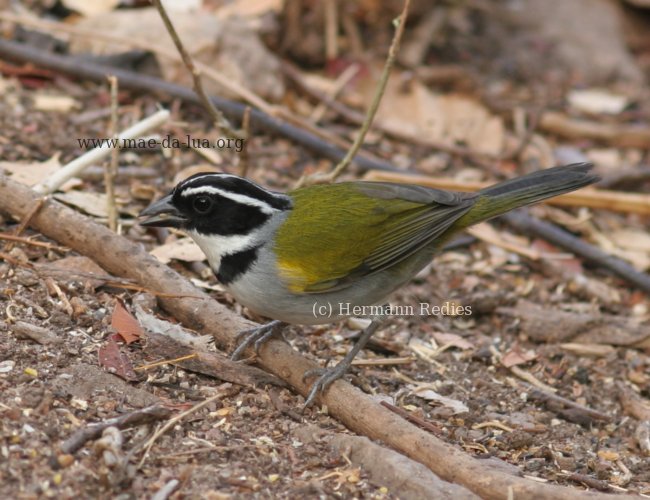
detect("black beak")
[139,194,186,228]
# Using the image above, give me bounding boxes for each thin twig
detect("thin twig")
[324,0,339,61]
[238,106,252,177]
[310,63,360,123]
[297,0,411,187]
[59,404,171,455]
[380,401,443,436]
[2,197,46,253]
[0,232,67,251]
[105,75,119,232]
[138,392,224,467]
[151,0,240,139]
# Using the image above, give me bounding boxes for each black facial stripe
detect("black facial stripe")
[178,174,291,210]
[176,193,270,236]
[217,246,260,285]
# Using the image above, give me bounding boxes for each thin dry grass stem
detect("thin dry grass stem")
[295,0,411,188]
[151,0,241,139]
[105,75,119,232]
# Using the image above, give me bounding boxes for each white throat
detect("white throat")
[189,230,257,272]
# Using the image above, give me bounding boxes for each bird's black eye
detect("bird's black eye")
[192,196,213,214]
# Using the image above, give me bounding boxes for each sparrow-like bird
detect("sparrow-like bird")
[140,163,598,407]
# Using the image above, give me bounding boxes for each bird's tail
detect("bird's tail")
[455,163,599,229]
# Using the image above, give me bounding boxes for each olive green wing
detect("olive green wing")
[273,181,475,294]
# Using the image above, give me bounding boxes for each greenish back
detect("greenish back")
[273,182,473,293]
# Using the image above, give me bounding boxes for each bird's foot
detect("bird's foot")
[301,318,383,409]
[302,360,353,409]
[231,320,286,361]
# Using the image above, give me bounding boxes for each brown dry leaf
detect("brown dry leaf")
[410,385,469,414]
[501,347,538,368]
[111,299,143,345]
[431,332,474,350]
[69,8,284,102]
[54,191,109,218]
[134,303,212,350]
[362,78,504,156]
[98,334,138,381]
[609,229,650,253]
[498,300,650,347]
[0,155,61,186]
[468,223,539,261]
[150,238,206,264]
[48,256,108,289]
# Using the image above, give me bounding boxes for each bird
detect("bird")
[140,162,599,407]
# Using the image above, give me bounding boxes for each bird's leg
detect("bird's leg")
[302,318,383,409]
[231,320,287,361]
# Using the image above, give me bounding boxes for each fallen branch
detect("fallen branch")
[525,384,613,425]
[363,170,650,216]
[502,212,650,296]
[144,331,286,388]
[540,111,650,148]
[0,172,620,499]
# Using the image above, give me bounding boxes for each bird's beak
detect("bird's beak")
[139,194,186,228]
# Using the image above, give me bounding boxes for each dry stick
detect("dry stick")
[59,404,171,455]
[318,0,411,185]
[525,384,612,424]
[0,39,400,175]
[105,75,119,232]
[324,0,339,62]
[0,232,66,251]
[540,111,650,149]
[1,10,353,158]
[309,63,360,123]
[0,174,618,500]
[363,170,650,216]
[503,210,650,295]
[151,0,239,139]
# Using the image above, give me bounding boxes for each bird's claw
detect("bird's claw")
[231,320,285,361]
[302,362,351,409]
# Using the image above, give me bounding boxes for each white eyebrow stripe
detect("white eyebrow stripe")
[180,185,277,214]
